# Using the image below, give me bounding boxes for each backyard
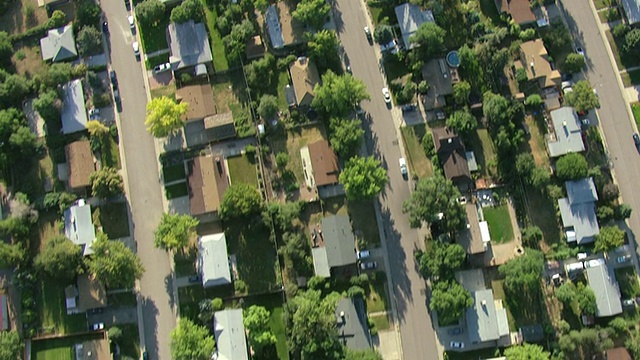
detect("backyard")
[31,333,104,360]
[269,124,327,185]
[227,153,259,187]
[12,44,47,77]
[0,0,49,35]
[37,279,87,336]
[467,127,497,179]
[202,5,229,71]
[210,72,254,137]
[243,293,289,360]
[615,266,640,298]
[92,202,131,239]
[483,205,514,243]
[400,124,433,178]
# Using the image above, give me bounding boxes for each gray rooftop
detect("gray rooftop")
[198,233,232,288]
[455,269,486,292]
[566,177,598,205]
[547,107,585,157]
[621,0,640,24]
[466,289,510,343]
[585,265,622,317]
[64,201,96,256]
[40,23,77,62]
[312,215,356,277]
[558,198,599,244]
[336,297,372,351]
[61,80,88,134]
[167,21,213,70]
[395,3,435,49]
[213,309,249,360]
[265,4,284,49]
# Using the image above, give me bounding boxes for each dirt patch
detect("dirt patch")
[524,114,550,167]
[269,124,327,186]
[0,0,48,35]
[12,44,47,77]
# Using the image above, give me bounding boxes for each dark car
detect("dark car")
[634,133,640,147]
[109,70,118,89]
[142,351,148,360]
[102,21,109,34]
[188,274,201,283]
[447,327,463,335]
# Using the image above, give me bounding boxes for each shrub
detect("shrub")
[613,23,629,38]
[93,93,111,108]
[516,67,528,83]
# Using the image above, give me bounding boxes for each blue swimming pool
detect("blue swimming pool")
[446,51,460,68]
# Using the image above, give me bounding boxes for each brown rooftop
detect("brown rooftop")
[495,0,536,24]
[245,35,266,59]
[308,140,339,187]
[176,83,216,121]
[515,39,561,88]
[77,273,107,311]
[277,0,305,46]
[607,348,632,360]
[432,127,472,190]
[289,58,320,107]
[78,338,111,360]
[65,140,95,190]
[187,155,229,216]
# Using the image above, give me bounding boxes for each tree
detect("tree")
[564,80,600,112]
[624,28,640,57]
[108,326,123,341]
[86,120,109,137]
[452,81,471,105]
[329,117,364,158]
[244,305,277,354]
[308,30,342,73]
[503,343,550,360]
[556,281,596,316]
[374,25,393,45]
[524,94,543,108]
[170,0,204,23]
[516,153,535,178]
[429,280,473,325]
[34,235,83,281]
[416,241,466,279]
[9,126,38,159]
[499,249,544,292]
[402,173,466,234]
[275,153,290,170]
[312,71,370,117]
[76,0,101,29]
[445,110,477,137]
[339,156,388,201]
[90,167,124,199]
[76,26,103,56]
[219,183,264,220]
[33,90,61,122]
[0,32,13,69]
[153,213,199,251]
[0,74,30,108]
[555,153,589,181]
[563,53,585,73]
[292,0,330,30]
[135,0,166,27]
[0,242,23,268]
[558,328,614,359]
[615,203,633,219]
[521,226,543,247]
[144,96,188,138]
[267,201,304,231]
[87,233,144,289]
[257,94,278,120]
[594,226,625,253]
[345,349,383,360]
[409,22,446,59]
[0,331,23,360]
[170,318,216,360]
[245,54,276,92]
[223,19,254,63]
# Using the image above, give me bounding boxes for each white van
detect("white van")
[566,262,584,272]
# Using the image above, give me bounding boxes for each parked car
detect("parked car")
[364,27,372,43]
[551,274,562,286]
[360,261,377,270]
[128,15,135,30]
[633,133,640,147]
[153,62,172,74]
[132,41,140,58]
[566,261,584,272]
[616,255,631,264]
[576,46,585,57]
[450,341,465,349]
[102,21,109,34]
[357,250,370,260]
[382,87,391,103]
[399,157,407,176]
[90,322,104,331]
[109,70,118,89]
[436,110,445,120]
[188,274,201,283]
[346,65,352,74]
[584,258,605,268]
[577,253,588,260]
[142,351,148,360]
[623,298,636,307]
[447,327,463,335]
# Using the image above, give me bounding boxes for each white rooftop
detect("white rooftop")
[63,200,96,256]
[213,309,249,360]
[198,233,232,288]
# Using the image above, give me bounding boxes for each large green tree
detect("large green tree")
[292,0,330,30]
[308,30,342,73]
[452,81,471,105]
[594,225,625,253]
[429,280,473,325]
[87,233,144,289]
[223,19,254,63]
[558,328,614,360]
[556,281,597,316]
[170,0,204,23]
[0,32,12,69]
[145,96,188,138]
[34,235,83,282]
[555,153,589,181]
[402,173,466,234]
[135,0,166,27]
[503,343,550,360]
[563,53,585,74]
[409,22,446,59]
[244,305,277,355]
[89,167,124,199]
[0,331,23,360]
[498,248,544,293]
[416,241,466,279]
[312,71,370,117]
[0,242,24,269]
[257,94,278,120]
[329,117,364,158]
[76,26,103,56]
[153,213,199,251]
[564,80,599,112]
[170,318,216,360]
[219,183,264,220]
[339,156,388,201]
[445,109,478,137]
[32,90,61,122]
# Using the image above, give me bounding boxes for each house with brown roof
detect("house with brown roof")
[73,338,111,360]
[187,155,229,218]
[494,0,536,25]
[514,39,561,89]
[432,127,472,191]
[606,348,632,360]
[265,1,306,49]
[65,140,95,193]
[303,140,339,188]
[289,57,320,108]
[176,83,216,121]
[245,35,266,60]
[76,273,107,311]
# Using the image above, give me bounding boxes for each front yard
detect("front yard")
[632,102,640,129]
[227,153,259,188]
[621,69,640,87]
[92,202,131,239]
[400,125,433,178]
[615,266,640,298]
[138,10,171,53]
[483,205,514,244]
[606,30,640,71]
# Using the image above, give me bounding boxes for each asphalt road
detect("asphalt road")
[556,3,640,257]
[100,2,175,359]
[332,1,439,359]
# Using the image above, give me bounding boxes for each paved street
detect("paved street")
[100,2,175,359]
[333,1,439,359]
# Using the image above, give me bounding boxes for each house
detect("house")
[198,233,232,288]
[547,107,585,158]
[1,294,7,331]
[73,338,111,360]
[621,0,640,24]
[558,177,599,244]
[245,35,266,60]
[311,215,357,277]
[302,140,339,189]
[64,200,96,256]
[422,58,457,110]
[265,1,305,49]
[494,0,536,25]
[514,39,561,89]
[178,84,237,147]
[585,264,622,317]
[176,83,216,121]
[76,273,107,312]
[187,155,229,217]
[61,80,88,134]
[40,24,77,62]
[336,297,372,351]
[167,20,213,73]
[289,57,320,107]
[65,140,95,193]
[394,3,435,49]
[213,309,249,360]
[606,347,633,360]
[432,127,472,191]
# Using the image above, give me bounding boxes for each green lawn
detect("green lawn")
[400,125,433,179]
[165,182,189,199]
[227,154,259,187]
[107,291,137,307]
[367,2,397,26]
[101,135,121,169]
[119,324,141,359]
[383,54,411,82]
[491,280,516,330]
[468,128,497,178]
[202,4,229,71]
[632,102,640,130]
[162,163,187,183]
[244,293,289,360]
[174,247,198,277]
[348,200,381,248]
[615,267,640,298]
[93,202,130,239]
[146,53,170,69]
[370,313,391,331]
[38,280,87,335]
[593,0,613,9]
[606,29,640,70]
[138,11,171,53]
[32,334,104,360]
[277,70,291,111]
[598,7,621,23]
[150,83,177,100]
[621,69,640,87]
[483,205,514,243]
[366,278,389,313]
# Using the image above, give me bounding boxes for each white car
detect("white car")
[357,250,370,259]
[399,157,407,176]
[360,261,377,270]
[128,15,135,29]
[576,46,585,57]
[450,341,465,349]
[584,258,605,268]
[382,87,391,103]
[153,62,171,74]
[132,41,140,57]
[91,322,104,331]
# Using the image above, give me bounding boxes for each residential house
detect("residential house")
[547,107,585,158]
[585,264,622,317]
[73,339,111,360]
[606,347,633,360]
[61,80,88,135]
[394,3,435,49]
[187,155,229,218]
[558,177,600,244]
[64,200,96,256]
[198,233,232,288]
[289,57,320,108]
[65,140,95,193]
[213,309,249,360]
[432,127,472,191]
[40,24,77,62]
[245,35,266,60]
[76,273,107,312]
[336,297,372,351]
[311,215,357,277]
[176,83,216,122]
[0,294,7,331]
[494,0,536,25]
[422,58,457,110]
[265,1,305,49]
[178,84,236,147]
[167,20,213,73]
[621,0,640,25]
[301,140,343,198]
[514,39,561,89]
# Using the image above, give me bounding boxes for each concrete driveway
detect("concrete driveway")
[87,307,138,327]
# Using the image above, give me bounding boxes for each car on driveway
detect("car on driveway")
[382,87,391,103]
[153,62,172,74]
[357,250,370,260]
[584,258,605,268]
[132,42,140,58]
[401,104,416,112]
[617,255,631,264]
[188,274,201,283]
[450,341,464,349]
[102,21,109,34]
[91,322,104,331]
[360,261,377,270]
[447,327,463,335]
[399,157,407,177]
